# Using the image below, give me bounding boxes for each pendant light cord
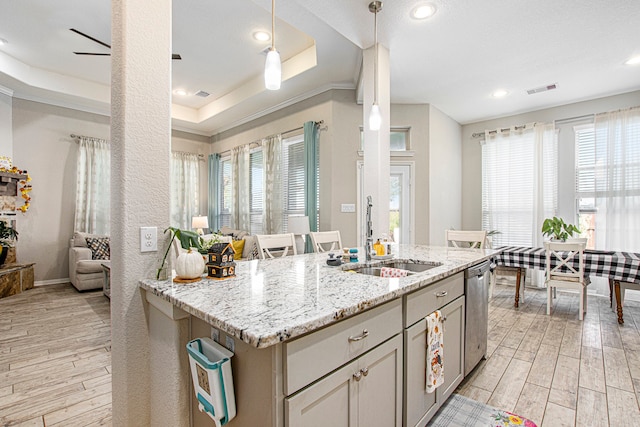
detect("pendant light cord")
[373,6,378,104]
[271,0,276,51]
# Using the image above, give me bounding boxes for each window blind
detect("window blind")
[250,150,264,234]
[218,157,232,227]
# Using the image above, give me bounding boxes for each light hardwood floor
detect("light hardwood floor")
[458,283,640,427]
[3,282,640,426]
[0,284,111,426]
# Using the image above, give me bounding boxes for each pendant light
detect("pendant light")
[264,0,281,90]
[368,1,382,131]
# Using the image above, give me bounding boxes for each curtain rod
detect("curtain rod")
[217,120,324,157]
[70,133,107,141]
[471,123,536,138]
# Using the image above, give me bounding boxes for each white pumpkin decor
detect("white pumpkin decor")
[175,248,205,279]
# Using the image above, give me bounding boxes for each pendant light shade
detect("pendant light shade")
[265,49,281,90]
[368,1,382,131]
[265,0,281,90]
[369,103,381,131]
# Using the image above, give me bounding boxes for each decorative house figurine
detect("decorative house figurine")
[206,242,236,279]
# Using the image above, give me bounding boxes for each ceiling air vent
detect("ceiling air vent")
[195,90,210,98]
[527,83,557,95]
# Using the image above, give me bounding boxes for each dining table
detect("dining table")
[493,246,640,323]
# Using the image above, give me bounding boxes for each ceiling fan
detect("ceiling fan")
[70,28,182,60]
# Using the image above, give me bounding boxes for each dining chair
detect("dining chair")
[309,231,343,253]
[255,233,297,259]
[485,235,526,304]
[445,230,487,249]
[545,241,588,320]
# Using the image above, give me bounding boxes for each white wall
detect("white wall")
[429,105,462,246]
[0,90,11,158]
[10,98,210,282]
[461,90,640,231]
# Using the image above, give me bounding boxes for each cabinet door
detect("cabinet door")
[285,335,402,427]
[356,334,403,427]
[285,358,357,427]
[404,296,466,427]
[436,295,465,403]
[404,320,438,427]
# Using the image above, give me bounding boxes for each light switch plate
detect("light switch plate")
[341,203,356,213]
[140,226,157,252]
[211,328,219,343]
[225,336,235,353]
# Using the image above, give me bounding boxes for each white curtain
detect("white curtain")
[74,136,110,234]
[482,123,557,248]
[593,107,640,251]
[231,145,251,231]
[262,134,282,234]
[170,151,200,229]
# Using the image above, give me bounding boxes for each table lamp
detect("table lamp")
[192,216,209,236]
[288,215,310,254]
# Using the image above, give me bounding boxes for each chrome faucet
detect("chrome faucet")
[365,196,373,262]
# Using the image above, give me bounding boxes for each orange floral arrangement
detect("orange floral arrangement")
[0,166,32,213]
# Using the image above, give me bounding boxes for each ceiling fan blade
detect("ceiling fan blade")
[69,28,111,49]
[73,52,111,56]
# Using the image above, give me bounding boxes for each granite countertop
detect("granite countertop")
[139,244,498,349]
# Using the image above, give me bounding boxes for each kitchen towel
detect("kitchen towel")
[380,267,409,278]
[426,310,444,393]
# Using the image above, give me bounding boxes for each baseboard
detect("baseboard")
[35,278,70,287]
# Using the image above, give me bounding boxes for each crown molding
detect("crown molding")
[0,84,13,97]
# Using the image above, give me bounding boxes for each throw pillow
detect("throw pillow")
[86,237,110,260]
[231,239,245,260]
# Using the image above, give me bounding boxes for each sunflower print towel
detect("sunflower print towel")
[426,310,444,393]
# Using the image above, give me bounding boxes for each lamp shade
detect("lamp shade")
[288,216,310,235]
[369,103,382,131]
[264,49,281,90]
[191,216,209,230]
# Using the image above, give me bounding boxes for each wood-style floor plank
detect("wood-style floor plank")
[458,284,640,427]
[0,284,111,426]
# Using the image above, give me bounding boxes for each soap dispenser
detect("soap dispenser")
[373,239,384,256]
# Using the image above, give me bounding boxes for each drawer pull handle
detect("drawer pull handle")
[348,329,369,342]
[435,291,448,297]
[353,371,362,381]
[361,367,369,377]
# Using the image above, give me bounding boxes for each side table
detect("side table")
[101,263,110,299]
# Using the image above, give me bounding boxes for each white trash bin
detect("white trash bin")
[186,337,236,426]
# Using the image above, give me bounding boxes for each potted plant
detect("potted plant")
[541,216,581,242]
[0,220,18,266]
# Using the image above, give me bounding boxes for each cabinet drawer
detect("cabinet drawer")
[284,298,402,395]
[405,272,463,327]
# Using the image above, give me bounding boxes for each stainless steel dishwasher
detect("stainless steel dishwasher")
[464,260,490,376]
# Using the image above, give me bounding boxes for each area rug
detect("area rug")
[427,393,538,427]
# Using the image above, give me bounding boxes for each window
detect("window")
[360,127,410,151]
[481,124,557,247]
[216,133,319,234]
[250,149,264,234]
[575,107,640,251]
[282,135,306,230]
[218,157,232,228]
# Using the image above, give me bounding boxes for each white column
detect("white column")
[362,44,390,243]
[111,0,186,426]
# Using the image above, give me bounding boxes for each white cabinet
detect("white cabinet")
[285,334,403,427]
[404,295,465,427]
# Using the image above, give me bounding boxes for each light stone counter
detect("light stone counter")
[139,244,497,349]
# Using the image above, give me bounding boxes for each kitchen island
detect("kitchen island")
[140,244,497,427]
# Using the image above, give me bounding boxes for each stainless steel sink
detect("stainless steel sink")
[342,260,442,277]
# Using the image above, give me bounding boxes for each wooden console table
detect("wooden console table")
[0,263,35,299]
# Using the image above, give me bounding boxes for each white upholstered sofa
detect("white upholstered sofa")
[69,231,110,291]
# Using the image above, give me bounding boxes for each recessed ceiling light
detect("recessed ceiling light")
[625,55,640,65]
[492,89,509,98]
[0,38,7,46]
[253,31,271,42]
[411,3,437,20]
[173,89,188,96]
